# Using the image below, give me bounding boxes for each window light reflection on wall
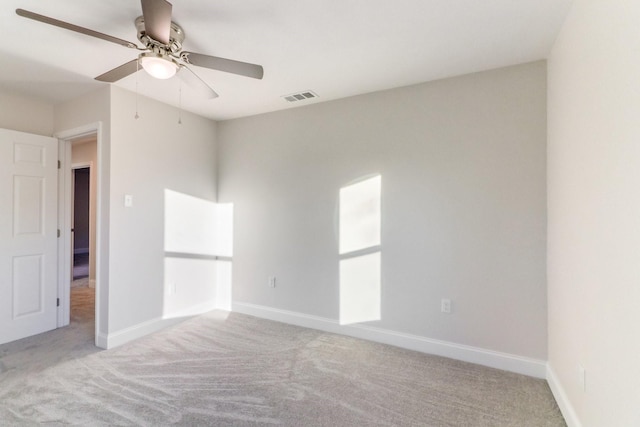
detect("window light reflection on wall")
[338,175,382,325]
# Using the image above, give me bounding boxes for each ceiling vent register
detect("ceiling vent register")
[283,91,318,102]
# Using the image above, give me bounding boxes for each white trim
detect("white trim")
[96,332,108,349]
[162,300,217,320]
[103,317,185,349]
[55,122,104,348]
[547,364,582,427]
[104,300,217,349]
[233,301,548,378]
[55,124,101,143]
[56,139,72,328]
[72,162,92,169]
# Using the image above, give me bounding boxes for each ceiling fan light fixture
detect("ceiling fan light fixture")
[139,52,178,79]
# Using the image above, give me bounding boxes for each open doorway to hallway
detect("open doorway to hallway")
[56,122,104,347]
[73,167,90,282]
[69,136,97,328]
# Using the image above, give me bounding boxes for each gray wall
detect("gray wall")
[218,61,548,359]
[55,86,112,339]
[0,90,54,136]
[547,0,640,425]
[108,86,218,333]
[54,86,218,340]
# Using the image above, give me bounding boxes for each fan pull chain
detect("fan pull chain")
[178,80,183,125]
[134,59,140,119]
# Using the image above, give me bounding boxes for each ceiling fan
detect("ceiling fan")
[15,0,264,99]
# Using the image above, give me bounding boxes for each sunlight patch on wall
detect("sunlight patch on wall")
[339,252,381,325]
[339,175,382,325]
[215,260,233,311]
[164,256,216,318]
[165,189,217,256]
[163,190,233,319]
[214,203,234,258]
[339,175,381,254]
[214,203,234,312]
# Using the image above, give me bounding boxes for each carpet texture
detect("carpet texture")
[0,288,565,426]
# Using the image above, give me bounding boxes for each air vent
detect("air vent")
[282,90,318,103]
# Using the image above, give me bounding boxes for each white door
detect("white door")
[0,128,58,345]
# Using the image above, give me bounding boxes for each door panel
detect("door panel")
[13,254,44,317]
[14,175,45,235]
[0,128,58,345]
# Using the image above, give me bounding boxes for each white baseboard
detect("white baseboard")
[547,365,582,427]
[232,301,547,378]
[96,331,108,349]
[99,299,217,349]
[163,301,216,320]
[102,316,184,349]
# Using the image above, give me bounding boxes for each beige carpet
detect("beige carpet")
[0,288,565,426]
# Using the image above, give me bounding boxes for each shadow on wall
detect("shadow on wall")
[163,189,233,319]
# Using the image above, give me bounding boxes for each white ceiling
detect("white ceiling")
[0,0,572,121]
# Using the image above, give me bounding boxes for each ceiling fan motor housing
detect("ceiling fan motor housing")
[135,16,184,55]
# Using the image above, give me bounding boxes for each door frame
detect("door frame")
[55,122,103,347]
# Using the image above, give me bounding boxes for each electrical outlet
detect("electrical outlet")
[268,276,276,288]
[441,298,452,314]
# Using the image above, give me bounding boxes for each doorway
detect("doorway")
[72,167,91,283]
[68,137,97,333]
[69,136,97,289]
[56,123,105,347]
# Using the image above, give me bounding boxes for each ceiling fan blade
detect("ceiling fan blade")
[141,0,172,45]
[15,9,138,49]
[182,52,264,80]
[95,59,140,82]
[178,66,219,99]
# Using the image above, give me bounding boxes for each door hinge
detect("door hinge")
[57,298,60,307]
[57,229,61,238]
[58,160,61,169]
